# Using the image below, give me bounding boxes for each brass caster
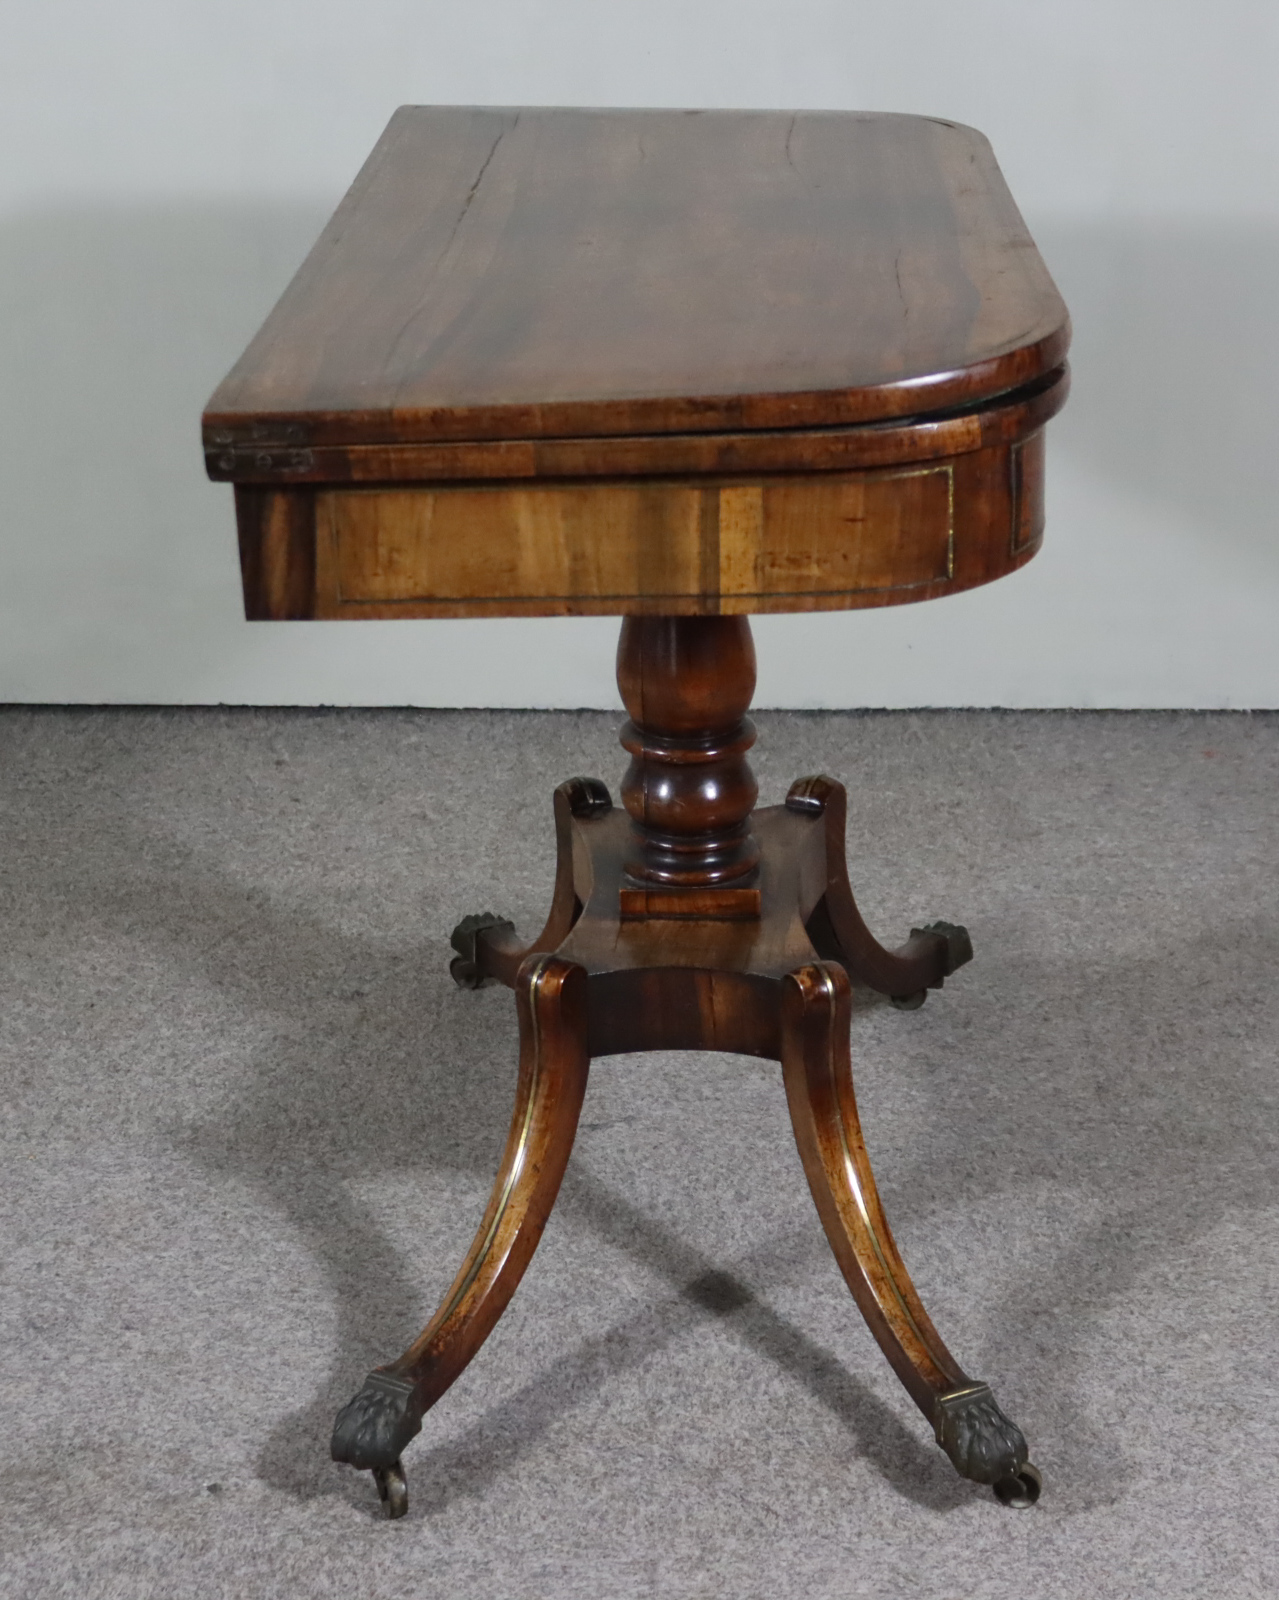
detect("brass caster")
[373,1459,409,1519]
[889,990,927,1010]
[913,919,974,975]
[449,912,515,988]
[992,1462,1042,1509]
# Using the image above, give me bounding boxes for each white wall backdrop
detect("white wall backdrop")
[3,1,1277,707]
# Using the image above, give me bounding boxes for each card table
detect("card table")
[205,106,1069,1518]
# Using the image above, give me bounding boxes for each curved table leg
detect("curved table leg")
[331,953,591,1516]
[787,776,973,1005]
[449,778,612,988]
[780,961,1040,1506]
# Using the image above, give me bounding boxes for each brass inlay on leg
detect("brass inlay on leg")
[814,965,940,1362]
[424,954,549,1332]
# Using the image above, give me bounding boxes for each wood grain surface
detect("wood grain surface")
[215,107,1068,621]
[317,465,953,611]
[204,107,1069,456]
[234,430,1042,618]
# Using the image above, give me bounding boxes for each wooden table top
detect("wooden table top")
[204,107,1068,463]
[208,108,1069,623]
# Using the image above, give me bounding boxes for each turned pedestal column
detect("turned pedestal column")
[617,616,761,918]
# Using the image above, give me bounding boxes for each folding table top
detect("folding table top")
[203,106,1068,468]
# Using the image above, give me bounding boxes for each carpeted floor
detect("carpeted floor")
[1,707,1276,1600]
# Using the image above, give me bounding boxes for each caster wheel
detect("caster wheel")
[890,990,927,1011]
[373,1459,409,1519]
[992,1462,1042,1509]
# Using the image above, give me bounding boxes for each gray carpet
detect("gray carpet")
[2,707,1276,1599]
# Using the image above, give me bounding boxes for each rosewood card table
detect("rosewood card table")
[204,107,1069,1519]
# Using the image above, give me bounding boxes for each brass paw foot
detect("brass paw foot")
[449,912,516,988]
[888,922,973,1009]
[934,1383,1041,1506]
[331,1369,423,1471]
[913,920,974,976]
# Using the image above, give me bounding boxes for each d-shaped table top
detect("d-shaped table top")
[204,108,1069,620]
[205,106,1068,452]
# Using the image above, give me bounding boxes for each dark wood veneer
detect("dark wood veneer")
[205,108,1067,455]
